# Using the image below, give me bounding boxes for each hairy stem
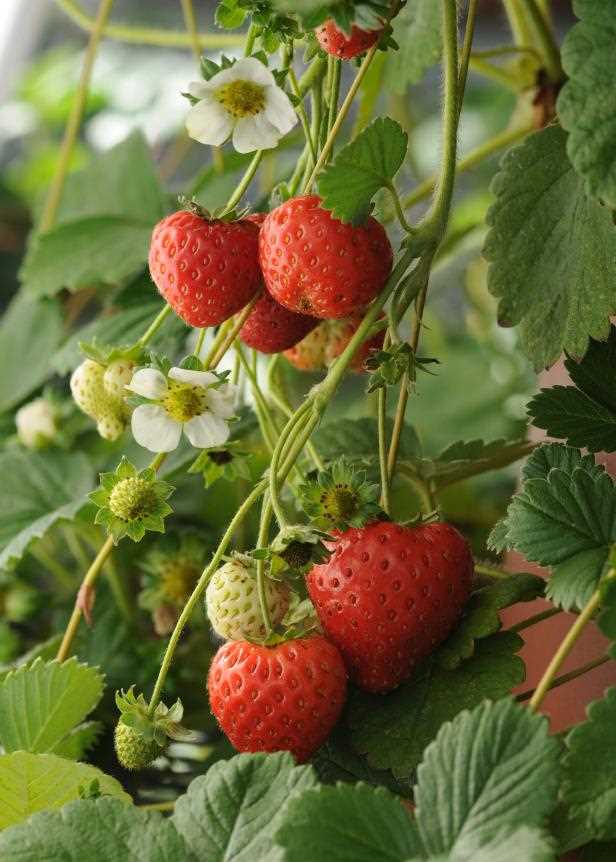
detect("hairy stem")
[521,0,562,82]
[136,304,173,349]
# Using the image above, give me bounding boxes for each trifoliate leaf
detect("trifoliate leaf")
[528,325,616,452]
[171,752,316,861]
[384,0,441,92]
[484,125,616,370]
[489,444,616,611]
[348,632,525,782]
[437,573,544,670]
[0,752,129,830]
[0,657,104,754]
[317,117,407,224]
[414,699,560,857]
[0,796,183,858]
[562,686,616,841]
[274,783,422,862]
[557,0,616,208]
[404,437,532,490]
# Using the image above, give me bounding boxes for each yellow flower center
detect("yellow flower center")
[163,381,208,423]
[216,79,266,118]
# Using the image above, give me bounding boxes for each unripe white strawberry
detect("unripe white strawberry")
[103,359,136,398]
[15,398,57,449]
[70,359,129,442]
[206,560,289,641]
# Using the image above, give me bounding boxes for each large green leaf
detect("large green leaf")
[384,0,441,92]
[557,0,616,208]
[404,438,532,490]
[562,686,616,841]
[0,657,104,754]
[21,217,154,297]
[484,125,616,370]
[171,752,316,861]
[528,326,616,452]
[0,449,93,571]
[415,699,560,857]
[0,752,129,830]
[489,444,616,611]
[0,292,63,413]
[0,797,183,859]
[348,632,525,781]
[317,118,407,224]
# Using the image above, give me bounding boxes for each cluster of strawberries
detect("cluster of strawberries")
[149,194,392,373]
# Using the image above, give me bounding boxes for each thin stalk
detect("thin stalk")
[378,387,391,515]
[474,561,511,580]
[509,606,562,634]
[457,0,479,116]
[327,58,342,137]
[194,327,207,358]
[288,67,317,169]
[503,0,535,46]
[528,589,604,712]
[517,655,611,704]
[41,0,115,232]
[303,44,379,192]
[398,469,435,516]
[234,343,280,455]
[180,0,201,61]
[221,151,264,215]
[256,499,274,635]
[521,0,562,82]
[467,57,520,91]
[206,292,262,369]
[55,0,242,48]
[244,22,258,57]
[136,304,173,349]
[386,184,415,234]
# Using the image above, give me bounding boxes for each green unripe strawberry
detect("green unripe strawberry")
[206,559,289,641]
[114,721,163,770]
[103,358,136,398]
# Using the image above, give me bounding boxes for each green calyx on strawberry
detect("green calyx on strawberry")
[188,440,253,488]
[114,687,194,770]
[70,358,132,441]
[206,557,290,642]
[299,458,381,532]
[89,456,174,543]
[208,634,347,762]
[270,524,332,572]
[307,520,474,693]
[139,532,207,635]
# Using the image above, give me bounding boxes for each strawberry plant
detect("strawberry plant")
[1,0,616,859]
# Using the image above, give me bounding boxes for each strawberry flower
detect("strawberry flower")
[127,366,236,453]
[185,57,297,154]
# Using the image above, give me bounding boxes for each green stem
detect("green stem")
[234,343,280,455]
[205,292,262,368]
[244,22,258,56]
[471,45,543,63]
[55,0,242,48]
[221,151,264,215]
[303,44,379,193]
[398,468,436,515]
[457,0,479,116]
[474,561,510,580]
[528,588,605,712]
[517,655,611,704]
[326,58,342,137]
[386,184,415,234]
[509,606,562,633]
[194,327,207,358]
[256,499,274,636]
[288,67,317,169]
[521,0,562,82]
[136,304,173,349]
[180,0,201,61]
[467,57,520,91]
[502,0,535,46]
[41,0,115,232]
[378,387,391,515]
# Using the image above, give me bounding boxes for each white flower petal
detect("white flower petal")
[264,85,298,135]
[227,56,275,87]
[206,384,237,419]
[233,113,280,153]
[131,404,182,453]
[168,367,219,388]
[187,80,215,99]
[186,100,233,146]
[184,413,230,448]
[127,368,168,400]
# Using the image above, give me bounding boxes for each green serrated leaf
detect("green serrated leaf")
[562,686,616,841]
[215,0,247,29]
[484,125,616,370]
[312,725,408,796]
[0,752,129,830]
[437,573,544,670]
[317,117,407,223]
[557,0,616,208]
[0,796,183,857]
[50,721,103,760]
[348,631,525,782]
[172,752,316,861]
[406,437,532,489]
[314,417,420,463]
[0,657,104,754]
[0,449,93,571]
[415,698,560,857]
[384,0,441,93]
[490,444,616,611]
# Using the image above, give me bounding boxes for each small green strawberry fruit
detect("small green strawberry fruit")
[114,721,163,770]
[103,358,136,398]
[70,359,129,441]
[206,559,289,641]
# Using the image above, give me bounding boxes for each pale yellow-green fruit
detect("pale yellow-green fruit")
[70,359,129,442]
[206,560,289,641]
[103,359,136,398]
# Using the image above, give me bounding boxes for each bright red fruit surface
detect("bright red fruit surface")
[149,210,261,327]
[239,290,318,354]
[259,195,393,320]
[307,521,473,693]
[315,20,382,59]
[208,635,347,762]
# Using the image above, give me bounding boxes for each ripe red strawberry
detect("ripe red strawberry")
[149,209,261,327]
[316,20,382,59]
[239,290,318,354]
[208,635,347,762]
[307,521,473,693]
[259,195,393,320]
[284,314,384,373]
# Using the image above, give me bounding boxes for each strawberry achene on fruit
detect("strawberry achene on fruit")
[149,210,261,327]
[307,520,473,693]
[315,20,382,60]
[208,634,347,762]
[259,195,393,320]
